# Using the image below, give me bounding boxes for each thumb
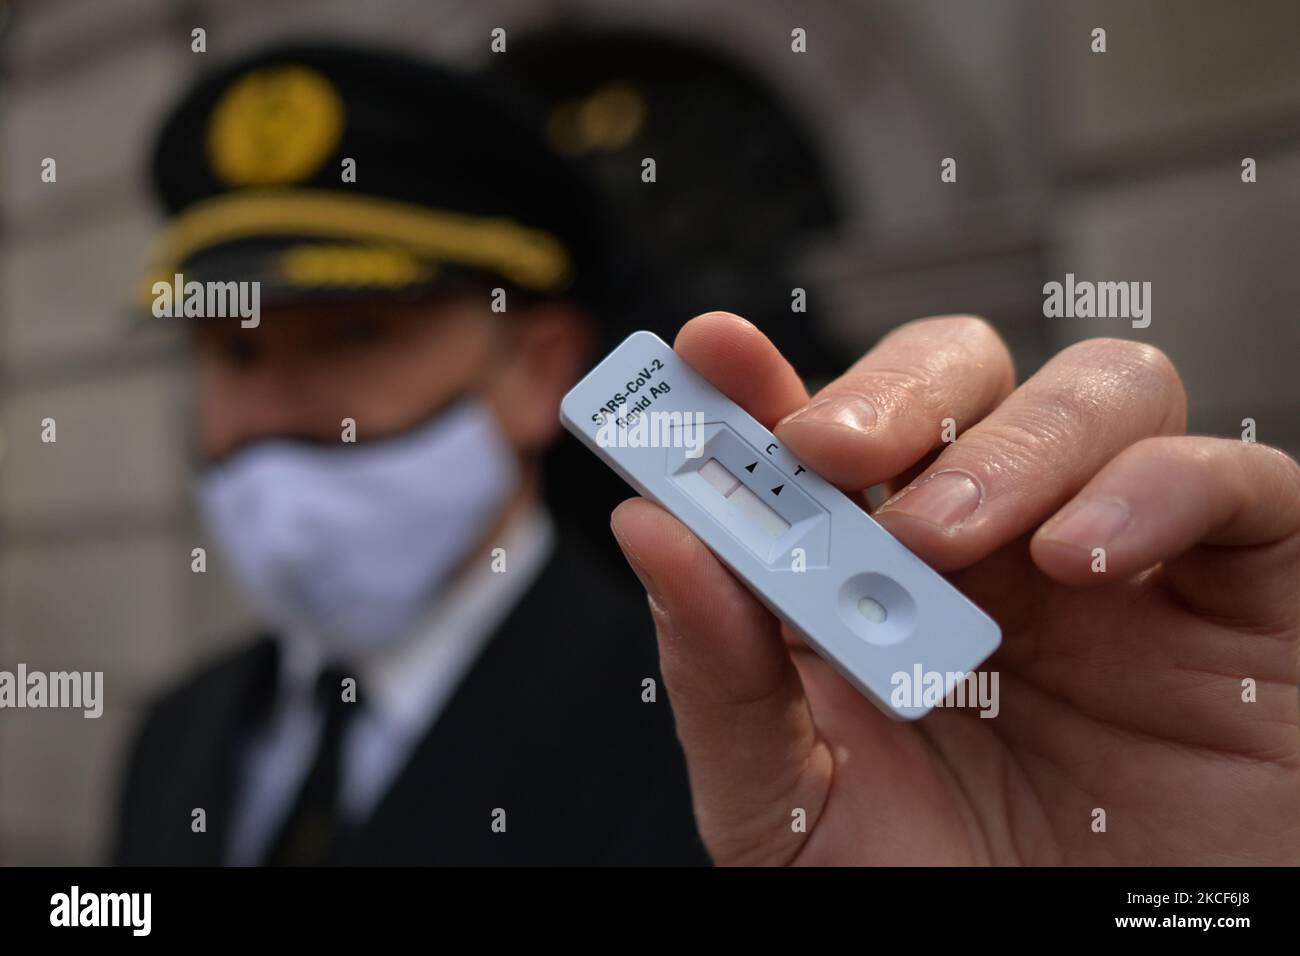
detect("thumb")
[610,497,833,865]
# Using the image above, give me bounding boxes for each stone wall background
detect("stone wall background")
[1,0,1296,863]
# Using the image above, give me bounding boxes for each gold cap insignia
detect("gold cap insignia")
[207,65,344,186]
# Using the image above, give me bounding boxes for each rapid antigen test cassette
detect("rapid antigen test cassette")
[560,330,1001,720]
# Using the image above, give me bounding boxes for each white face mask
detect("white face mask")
[195,399,518,657]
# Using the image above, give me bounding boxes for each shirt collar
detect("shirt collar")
[271,504,555,738]
[357,504,554,737]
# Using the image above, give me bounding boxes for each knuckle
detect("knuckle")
[955,316,1016,390]
[934,313,994,335]
[870,360,939,395]
[1125,342,1183,399]
[1246,441,1300,490]
[903,314,1003,350]
[952,314,1002,345]
[1132,435,1299,481]
[1027,378,1109,435]
[953,412,1061,478]
[943,313,1012,356]
[859,363,947,419]
[1128,434,1211,466]
[869,316,1013,414]
[1070,337,1180,388]
[1060,337,1187,429]
[928,316,1016,397]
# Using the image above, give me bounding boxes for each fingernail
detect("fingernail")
[880,471,982,530]
[779,394,878,433]
[645,591,674,634]
[1041,497,1131,549]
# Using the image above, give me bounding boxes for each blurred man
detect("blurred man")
[113,42,707,865]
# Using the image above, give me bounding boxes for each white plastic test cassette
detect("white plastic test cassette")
[560,330,1001,720]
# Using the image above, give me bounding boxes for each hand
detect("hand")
[610,312,1300,865]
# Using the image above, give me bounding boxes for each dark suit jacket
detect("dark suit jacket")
[113,530,710,865]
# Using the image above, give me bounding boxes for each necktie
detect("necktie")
[262,665,360,866]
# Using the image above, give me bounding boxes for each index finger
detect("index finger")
[673,312,810,427]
